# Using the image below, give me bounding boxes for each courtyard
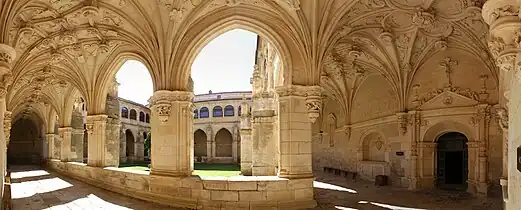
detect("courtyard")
[8,165,502,210]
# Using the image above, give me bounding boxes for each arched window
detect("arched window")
[194,109,199,119]
[213,106,223,117]
[139,111,145,122]
[224,105,234,116]
[145,113,150,123]
[238,106,242,116]
[121,107,129,118]
[200,107,209,118]
[129,109,137,120]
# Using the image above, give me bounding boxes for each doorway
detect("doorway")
[436,132,468,191]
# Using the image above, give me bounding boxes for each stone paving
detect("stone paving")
[9,166,504,210]
[10,165,179,210]
[313,171,503,210]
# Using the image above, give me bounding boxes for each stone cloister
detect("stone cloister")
[0,0,520,209]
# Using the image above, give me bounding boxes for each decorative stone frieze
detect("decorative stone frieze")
[0,44,15,98]
[305,86,322,123]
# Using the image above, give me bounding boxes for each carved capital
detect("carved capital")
[482,0,520,25]
[149,90,194,123]
[305,86,322,123]
[496,53,516,72]
[0,44,15,98]
[397,112,409,135]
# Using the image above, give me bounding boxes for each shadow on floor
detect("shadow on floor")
[312,171,502,210]
[9,165,179,210]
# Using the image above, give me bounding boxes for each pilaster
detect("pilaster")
[58,127,73,162]
[3,111,11,147]
[0,44,15,201]
[149,90,194,177]
[276,85,320,179]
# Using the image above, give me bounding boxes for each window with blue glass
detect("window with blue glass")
[224,105,234,116]
[213,106,223,117]
[193,109,199,119]
[200,107,209,118]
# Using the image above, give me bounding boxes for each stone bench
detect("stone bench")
[323,167,357,180]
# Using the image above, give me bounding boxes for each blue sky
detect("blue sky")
[116,29,258,105]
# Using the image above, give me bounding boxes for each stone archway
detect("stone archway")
[436,132,469,191]
[125,130,135,161]
[8,118,44,165]
[194,129,207,162]
[215,128,233,158]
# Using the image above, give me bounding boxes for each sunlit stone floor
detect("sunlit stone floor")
[313,171,503,210]
[9,166,504,210]
[10,165,179,210]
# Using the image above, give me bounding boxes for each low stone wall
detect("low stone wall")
[47,160,316,209]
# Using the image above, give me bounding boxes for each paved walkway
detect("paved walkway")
[9,166,504,210]
[313,171,503,210]
[10,165,178,210]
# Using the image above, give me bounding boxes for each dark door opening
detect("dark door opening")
[436,132,468,191]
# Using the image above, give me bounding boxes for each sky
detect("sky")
[116,29,258,105]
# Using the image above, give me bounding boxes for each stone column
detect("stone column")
[276,85,319,178]
[46,133,57,159]
[58,127,73,162]
[251,98,277,176]
[206,134,213,162]
[86,115,120,167]
[72,128,84,162]
[467,141,480,194]
[149,90,194,177]
[240,102,252,175]
[483,2,521,208]
[232,135,238,163]
[0,43,14,200]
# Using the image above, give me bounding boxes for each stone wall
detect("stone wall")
[47,160,316,209]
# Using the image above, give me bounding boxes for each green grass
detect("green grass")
[119,163,241,177]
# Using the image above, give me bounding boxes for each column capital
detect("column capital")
[276,85,323,123]
[149,90,194,123]
[0,44,15,98]
[482,0,520,26]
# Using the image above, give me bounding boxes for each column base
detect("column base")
[408,177,418,190]
[252,166,277,176]
[500,178,508,202]
[278,172,314,179]
[150,168,191,177]
[240,162,252,176]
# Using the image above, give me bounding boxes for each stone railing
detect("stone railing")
[47,160,316,209]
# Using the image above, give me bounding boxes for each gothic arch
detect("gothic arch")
[175,9,309,90]
[422,121,474,143]
[194,129,208,158]
[215,128,233,157]
[359,131,386,162]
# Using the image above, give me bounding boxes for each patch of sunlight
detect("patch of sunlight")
[313,181,358,193]
[335,206,358,210]
[11,170,49,179]
[12,177,73,199]
[44,194,132,210]
[193,170,241,177]
[358,201,427,210]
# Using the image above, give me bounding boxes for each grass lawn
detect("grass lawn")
[119,163,241,177]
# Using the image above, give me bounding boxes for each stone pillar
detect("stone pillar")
[276,85,319,178]
[149,90,194,177]
[251,99,277,176]
[0,44,15,200]
[86,115,120,167]
[46,133,58,159]
[482,2,521,208]
[232,134,238,163]
[71,128,84,162]
[206,135,213,162]
[58,127,73,162]
[418,142,436,189]
[240,102,252,175]
[467,141,480,194]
